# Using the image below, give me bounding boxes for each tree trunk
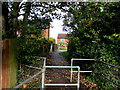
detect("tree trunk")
[11,2,20,37]
[2,2,9,38]
[21,2,31,37]
[23,2,31,25]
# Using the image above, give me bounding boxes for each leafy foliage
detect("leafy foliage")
[2,2,120,88]
[58,42,66,47]
[64,2,120,89]
[17,36,55,64]
[2,2,58,64]
[49,37,56,44]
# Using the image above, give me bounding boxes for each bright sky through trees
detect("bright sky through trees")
[50,19,68,43]
[18,6,68,43]
[49,9,68,43]
[18,14,68,43]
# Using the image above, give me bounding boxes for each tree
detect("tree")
[2,2,9,37]
[63,2,120,89]
[2,2,54,39]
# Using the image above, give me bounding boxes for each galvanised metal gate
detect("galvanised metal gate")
[42,66,80,90]
[13,57,93,90]
[41,58,93,90]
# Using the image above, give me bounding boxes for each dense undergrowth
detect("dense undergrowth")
[17,58,44,88]
[63,2,120,89]
[16,36,56,88]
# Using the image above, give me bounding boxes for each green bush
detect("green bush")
[58,42,66,47]
[59,47,67,50]
[17,37,53,64]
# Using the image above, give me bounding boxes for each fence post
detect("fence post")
[41,57,46,89]
[77,66,80,90]
[70,58,73,82]
[50,44,53,52]
[42,68,45,89]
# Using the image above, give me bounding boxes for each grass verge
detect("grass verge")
[59,51,69,58]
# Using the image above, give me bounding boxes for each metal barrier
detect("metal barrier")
[13,70,44,89]
[12,57,46,89]
[70,58,94,82]
[95,60,120,87]
[13,57,96,90]
[42,66,80,90]
[42,58,95,89]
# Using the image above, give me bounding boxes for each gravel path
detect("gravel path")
[45,51,82,90]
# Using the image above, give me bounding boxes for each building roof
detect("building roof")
[57,34,68,39]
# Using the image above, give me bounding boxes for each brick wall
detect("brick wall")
[57,39,69,47]
[41,29,49,38]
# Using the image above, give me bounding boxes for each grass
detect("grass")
[59,51,69,58]
[59,47,67,50]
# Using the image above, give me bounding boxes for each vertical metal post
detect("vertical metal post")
[43,57,46,67]
[41,58,46,89]
[77,67,80,90]
[70,58,73,82]
[42,68,45,89]
[50,44,53,52]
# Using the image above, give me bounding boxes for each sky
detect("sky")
[50,19,68,42]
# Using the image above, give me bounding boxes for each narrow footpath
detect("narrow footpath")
[45,51,86,90]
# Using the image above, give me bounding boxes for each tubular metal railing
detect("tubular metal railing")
[94,60,120,87]
[12,57,46,89]
[70,58,94,82]
[12,57,95,90]
[42,66,80,90]
[72,52,120,88]
[12,54,120,89]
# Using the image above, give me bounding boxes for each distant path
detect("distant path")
[45,51,71,90]
[48,50,69,66]
[45,51,86,90]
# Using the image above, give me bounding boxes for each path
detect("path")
[45,51,85,90]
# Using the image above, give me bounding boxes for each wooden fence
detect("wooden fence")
[0,40,3,90]
[1,39,18,89]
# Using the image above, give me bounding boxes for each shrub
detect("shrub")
[59,47,67,50]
